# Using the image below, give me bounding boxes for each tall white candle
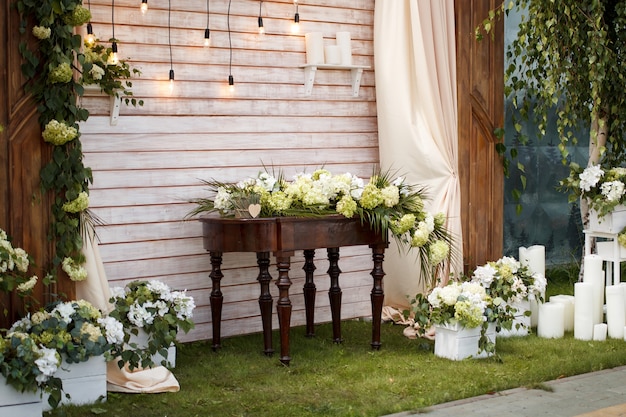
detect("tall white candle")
[593,323,608,341]
[583,254,605,324]
[606,285,625,339]
[324,45,341,65]
[537,302,565,338]
[305,33,324,64]
[549,295,575,332]
[574,282,594,340]
[519,245,545,276]
[335,32,352,66]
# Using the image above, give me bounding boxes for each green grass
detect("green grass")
[47,265,626,417]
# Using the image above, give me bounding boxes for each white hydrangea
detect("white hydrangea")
[472,264,497,288]
[579,164,604,192]
[35,346,60,383]
[109,286,127,299]
[98,316,125,345]
[52,301,76,323]
[147,279,172,301]
[128,302,154,327]
[600,180,625,202]
[171,290,196,320]
[213,187,232,210]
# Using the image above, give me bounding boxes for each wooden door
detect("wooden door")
[1,1,54,327]
[455,0,504,271]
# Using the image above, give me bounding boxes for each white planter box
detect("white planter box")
[0,377,43,417]
[588,205,626,233]
[498,299,531,337]
[43,355,107,411]
[129,330,176,368]
[434,322,496,360]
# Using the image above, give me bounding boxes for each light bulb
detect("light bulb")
[291,13,300,33]
[204,28,211,47]
[141,0,148,14]
[258,17,265,35]
[108,42,119,65]
[85,23,95,46]
[169,69,175,92]
[228,75,234,92]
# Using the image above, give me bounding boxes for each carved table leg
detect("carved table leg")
[275,252,293,365]
[209,251,224,351]
[369,243,387,350]
[327,247,343,344]
[257,252,274,356]
[303,249,317,338]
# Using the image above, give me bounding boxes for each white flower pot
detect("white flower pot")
[588,205,626,233]
[498,299,531,337]
[0,377,43,417]
[129,329,176,368]
[434,322,496,360]
[43,355,107,411]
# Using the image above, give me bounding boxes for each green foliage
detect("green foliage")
[45,319,626,417]
[479,1,626,207]
[15,0,141,280]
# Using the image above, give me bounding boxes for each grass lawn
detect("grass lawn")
[47,268,626,417]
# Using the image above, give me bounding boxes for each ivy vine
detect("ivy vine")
[15,0,141,285]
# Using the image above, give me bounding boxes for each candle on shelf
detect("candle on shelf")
[549,295,575,332]
[593,323,608,341]
[574,282,594,340]
[324,45,341,65]
[606,285,625,339]
[305,33,324,65]
[537,302,565,338]
[336,31,352,66]
[583,254,605,324]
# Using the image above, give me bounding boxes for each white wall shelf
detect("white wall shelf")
[300,64,370,97]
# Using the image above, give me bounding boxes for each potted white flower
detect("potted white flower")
[108,280,195,370]
[471,256,547,337]
[410,281,499,360]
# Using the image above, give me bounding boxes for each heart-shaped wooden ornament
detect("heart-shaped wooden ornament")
[248,204,262,218]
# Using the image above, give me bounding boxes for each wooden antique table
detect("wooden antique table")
[199,214,388,365]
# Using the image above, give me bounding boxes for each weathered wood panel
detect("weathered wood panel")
[80,0,378,342]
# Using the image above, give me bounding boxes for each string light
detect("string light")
[141,0,148,14]
[291,3,300,34]
[227,0,234,91]
[258,1,264,35]
[168,0,174,90]
[85,0,95,46]
[204,0,210,47]
[108,0,119,65]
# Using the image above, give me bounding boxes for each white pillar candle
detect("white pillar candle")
[620,283,626,321]
[537,302,565,338]
[574,282,594,340]
[583,254,605,324]
[324,45,341,65]
[593,323,608,341]
[335,32,352,66]
[549,295,575,332]
[519,245,546,276]
[529,298,540,328]
[305,33,324,64]
[606,285,625,339]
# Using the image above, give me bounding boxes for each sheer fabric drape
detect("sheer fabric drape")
[374,0,462,309]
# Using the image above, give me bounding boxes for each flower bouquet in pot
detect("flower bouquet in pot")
[470,256,546,336]
[8,299,125,408]
[410,280,499,359]
[108,280,195,370]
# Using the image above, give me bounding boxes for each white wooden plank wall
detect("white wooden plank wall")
[79,0,379,344]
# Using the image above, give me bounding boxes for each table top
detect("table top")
[199,214,387,253]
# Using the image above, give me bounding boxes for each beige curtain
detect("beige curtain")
[374,0,462,310]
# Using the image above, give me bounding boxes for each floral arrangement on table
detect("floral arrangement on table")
[187,168,454,281]
[560,163,626,217]
[108,280,196,370]
[0,228,39,312]
[0,331,61,405]
[409,280,498,354]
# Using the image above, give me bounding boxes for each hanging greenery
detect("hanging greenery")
[478,1,626,216]
[15,0,141,285]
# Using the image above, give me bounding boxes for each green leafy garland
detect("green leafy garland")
[15,0,141,285]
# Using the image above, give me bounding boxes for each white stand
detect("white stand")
[584,230,626,286]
